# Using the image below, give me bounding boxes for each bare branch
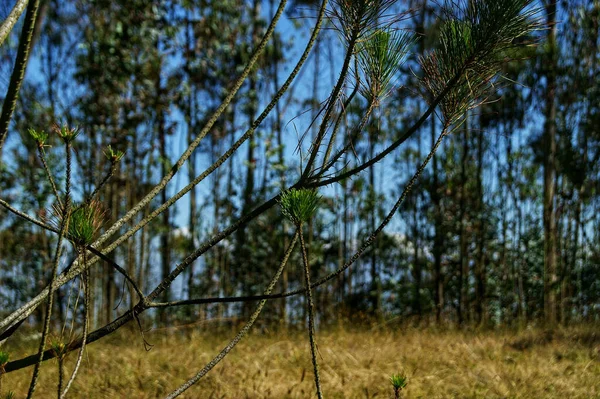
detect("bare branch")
[0,0,40,153]
[0,0,29,46]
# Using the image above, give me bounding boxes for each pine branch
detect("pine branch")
[60,256,89,398]
[36,145,63,209]
[26,140,72,399]
[0,0,29,46]
[0,0,40,154]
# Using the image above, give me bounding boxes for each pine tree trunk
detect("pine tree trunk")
[157,69,170,324]
[458,118,470,325]
[475,123,486,325]
[369,138,381,317]
[543,2,558,326]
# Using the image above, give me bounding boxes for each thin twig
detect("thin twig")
[87,161,117,203]
[321,62,361,168]
[86,246,144,302]
[60,259,89,398]
[301,27,361,180]
[164,231,299,399]
[299,227,324,399]
[26,139,71,399]
[317,99,376,178]
[0,198,144,302]
[57,356,64,398]
[37,145,63,208]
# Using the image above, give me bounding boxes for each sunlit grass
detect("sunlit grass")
[3,324,599,398]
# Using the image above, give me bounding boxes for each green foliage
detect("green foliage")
[357,29,415,105]
[53,123,80,143]
[49,337,67,358]
[66,200,105,246]
[420,0,541,124]
[279,189,321,225]
[330,0,397,40]
[390,372,408,390]
[0,350,8,366]
[103,145,125,163]
[27,128,48,146]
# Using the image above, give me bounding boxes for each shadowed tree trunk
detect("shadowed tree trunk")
[157,61,171,324]
[474,121,486,325]
[542,1,558,326]
[458,117,470,325]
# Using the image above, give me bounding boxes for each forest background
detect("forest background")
[0,0,599,397]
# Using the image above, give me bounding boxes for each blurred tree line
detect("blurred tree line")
[0,0,598,332]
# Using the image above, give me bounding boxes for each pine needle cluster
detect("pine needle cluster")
[68,200,105,246]
[328,0,398,41]
[390,372,407,398]
[104,145,125,163]
[420,0,542,124]
[0,351,8,368]
[53,123,80,143]
[390,373,407,389]
[27,128,48,147]
[357,28,415,105]
[279,188,321,226]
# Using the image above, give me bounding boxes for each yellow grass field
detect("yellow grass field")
[3,324,600,398]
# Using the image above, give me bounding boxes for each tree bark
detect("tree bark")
[458,118,470,325]
[542,2,558,326]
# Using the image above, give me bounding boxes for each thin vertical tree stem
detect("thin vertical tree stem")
[57,356,64,399]
[37,146,63,208]
[27,140,72,399]
[61,256,89,398]
[299,226,324,399]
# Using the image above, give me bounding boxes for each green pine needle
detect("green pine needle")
[67,200,105,246]
[331,0,397,40]
[420,0,542,124]
[53,123,80,143]
[0,350,9,366]
[104,145,125,162]
[390,373,408,390]
[279,189,321,225]
[357,28,416,105]
[27,128,49,146]
[49,337,67,358]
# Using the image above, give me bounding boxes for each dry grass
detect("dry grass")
[3,323,600,398]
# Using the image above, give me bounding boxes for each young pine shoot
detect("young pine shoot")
[67,200,105,247]
[357,28,415,106]
[280,189,324,398]
[53,123,79,144]
[390,373,407,399]
[49,337,68,397]
[61,201,104,398]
